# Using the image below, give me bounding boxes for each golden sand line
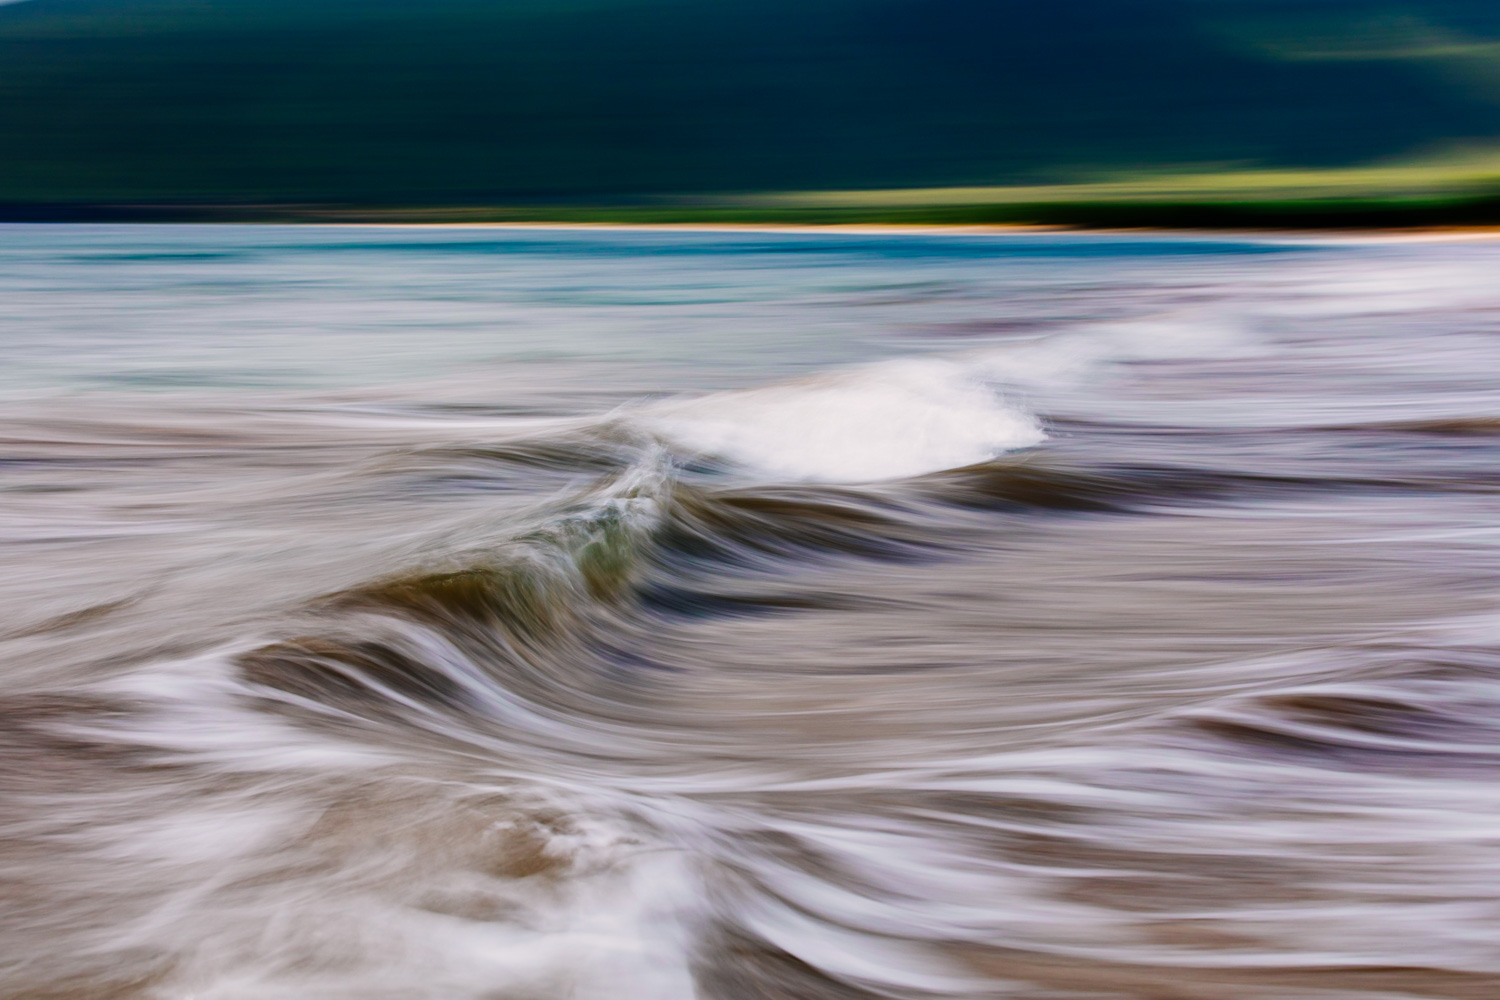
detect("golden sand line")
[272,220,1500,244]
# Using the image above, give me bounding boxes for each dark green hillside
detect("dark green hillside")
[1,0,1499,204]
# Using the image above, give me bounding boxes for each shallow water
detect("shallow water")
[4,224,1500,1000]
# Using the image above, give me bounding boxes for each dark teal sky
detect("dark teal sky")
[1,0,1498,202]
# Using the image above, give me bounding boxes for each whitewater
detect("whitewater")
[2,224,1500,1000]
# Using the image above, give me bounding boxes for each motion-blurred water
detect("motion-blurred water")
[4,224,1500,1000]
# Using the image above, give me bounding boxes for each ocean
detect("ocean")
[3,224,1500,1000]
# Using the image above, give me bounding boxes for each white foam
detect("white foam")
[639,357,1044,482]
[635,312,1258,483]
[968,311,1260,390]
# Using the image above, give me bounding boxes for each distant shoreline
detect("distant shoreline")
[294,221,1500,244]
[5,215,1500,243]
[5,194,1500,232]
